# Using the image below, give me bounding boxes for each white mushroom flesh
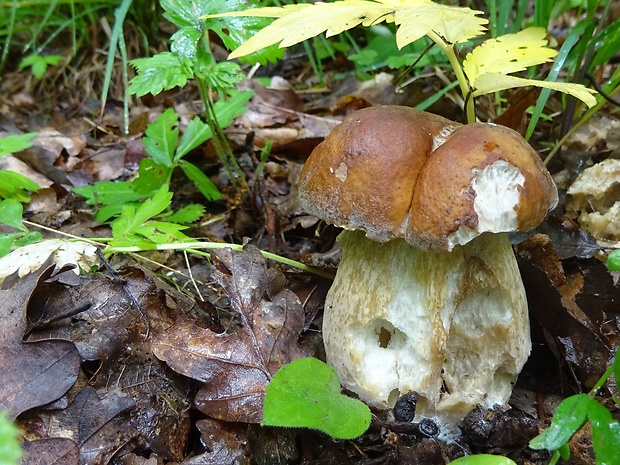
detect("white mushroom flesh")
[448,160,525,249]
[323,229,530,436]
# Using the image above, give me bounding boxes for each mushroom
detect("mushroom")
[298,106,558,434]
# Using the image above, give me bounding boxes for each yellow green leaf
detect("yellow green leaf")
[463,28,556,83]
[470,73,597,107]
[393,2,487,47]
[209,0,487,60]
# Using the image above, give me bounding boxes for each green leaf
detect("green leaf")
[0,234,17,257]
[132,159,172,195]
[143,108,179,167]
[73,181,143,206]
[178,160,221,201]
[530,394,591,451]
[448,454,517,465]
[171,27,203,60]
[262,358,371,439]
[128,53,194,97]
[161,0,201,28]
[0,133,38,157]
[204,0,285,65]
[591,418,620,465]
[558,443,570,460]
[0,171,40,202]
[606,250,620,272]
[111,185,173,241]
[211,90,254,128]
[175,117,213,161]
[133,221,190,244]
[13,231,42,247]
[0,199,26,231]
[0,411,23,464]
[166,204,205,223]
[591,18,620,68]
[18,54,63,79]
[194,59,244,92]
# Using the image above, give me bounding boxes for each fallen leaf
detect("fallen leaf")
[153,245,307,423]
[0,239,98,282]
[0,264,80,419]
[22,438,80,465]
[48,387,135,445]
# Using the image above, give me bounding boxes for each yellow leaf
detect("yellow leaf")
[463,28,557,84]
[394,2,487,47]
[216,2,394,59]
[470,73,598,107]
[209,0,487,59]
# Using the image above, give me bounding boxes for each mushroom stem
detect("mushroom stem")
[323,230,530,434]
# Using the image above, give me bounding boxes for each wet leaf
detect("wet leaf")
[530,394,591,451]
[262,358,371,439]
[48,387,135,445]
[448,455,517,465]
[153,245,307,423]
[191,419,251,465]
[0,265,80,419]
[22,438,79,465]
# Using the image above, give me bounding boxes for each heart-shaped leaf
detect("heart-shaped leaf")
[262,357,371,439]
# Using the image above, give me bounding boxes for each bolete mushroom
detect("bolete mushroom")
[298,106,558,434]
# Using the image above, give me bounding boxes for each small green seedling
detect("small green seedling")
[262,358,371,439]
[529,352,620,465]
[606,250,620,272]
[18,54,63,79]
[0,411,22,465]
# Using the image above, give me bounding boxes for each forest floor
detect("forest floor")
[1,29,619,465]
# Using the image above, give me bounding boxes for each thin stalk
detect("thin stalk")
[196,78,236,184]
[1,0,17,67]
[104,242,335,279]
[200,82,249,192]
[23,220,335,279]
[427,30,475,123]
[23,220,106,246]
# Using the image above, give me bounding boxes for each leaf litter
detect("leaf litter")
[153,245,309,424]
[1,26,619,463]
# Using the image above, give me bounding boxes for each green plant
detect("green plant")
[262,358,371,439]
[73,95,249,222]
[449,455,516,465]
[126,0,284,187]
[607,250,620,272]
[0,411,22,465]
[0,199,42,257]
[0,133,40,202]
[210,0,597,124]
[528,352,620,464]
[18,53,63,78]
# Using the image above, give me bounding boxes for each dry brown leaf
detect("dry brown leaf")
[152,245,308,423]
[0,264,80,419]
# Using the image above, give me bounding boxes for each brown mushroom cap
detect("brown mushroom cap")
[298,106,558,249]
